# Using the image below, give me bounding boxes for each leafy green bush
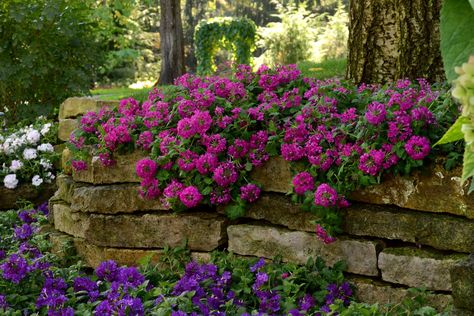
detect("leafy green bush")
[0,0,105,122]
[195,17,257,75]
[257,1,322,66]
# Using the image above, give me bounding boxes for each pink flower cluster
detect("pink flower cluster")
[69,64,446,238]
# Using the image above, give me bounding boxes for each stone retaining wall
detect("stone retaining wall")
[50,97,474,313]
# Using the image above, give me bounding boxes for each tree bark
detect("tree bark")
[346,0,445,84]
[158,0,185,85]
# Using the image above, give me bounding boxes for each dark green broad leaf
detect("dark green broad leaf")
[440,0,474,81]
[434,116,470,146]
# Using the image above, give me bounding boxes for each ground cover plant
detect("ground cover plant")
[68,64,461,240]
[0,204,450,315]
[0,118,59,190]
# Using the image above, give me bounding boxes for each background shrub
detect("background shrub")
[0,0,105,123]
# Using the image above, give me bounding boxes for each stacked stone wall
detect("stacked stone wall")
[50,97,474,313]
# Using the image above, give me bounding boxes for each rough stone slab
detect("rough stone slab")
[251,157,473,218]
[351,164,474,219]
[227,224,379,276]
[59,97,119,119]
[61,148,72,175]
[0,183,57,210]
[53,204,227,251]
[350,277,452,312]
[70,184,168,214]
[378,247,466,291]
[218,193,317,232]
[53,174,81,204]
[53,203,89,239]
[72,151,145,184]
[251,156,292,193]
[343,203,474,253]
[58,118,79,142]
[450,255,474,311]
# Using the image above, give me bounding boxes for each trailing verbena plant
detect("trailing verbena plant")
[68,64,460,241]
[194,17,257,75]
[0,118,59,189]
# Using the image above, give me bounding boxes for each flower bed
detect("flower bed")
[68,64,461,237]
[0,118,59,192]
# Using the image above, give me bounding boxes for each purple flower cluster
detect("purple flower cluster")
[159,261,238,315]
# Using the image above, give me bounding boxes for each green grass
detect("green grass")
[91,87,151,102]
[297,58,347,79]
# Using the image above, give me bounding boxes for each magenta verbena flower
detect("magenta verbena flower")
[213,162,238,187]
[139,178,161,200]
[163,179,185,199]
[405,135,430,160]
[292,172,314,196]
[358,149,385,176]
[71,160,88,171]
[135,158,158,180]
[315,224,336,244]
[365,101,387,125]
[240,184,261,203]
[179,186,202,208]
[314,183,338,208]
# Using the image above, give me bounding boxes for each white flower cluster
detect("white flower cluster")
[1,121,57,190]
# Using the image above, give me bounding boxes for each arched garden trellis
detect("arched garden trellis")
[194,17,256,75]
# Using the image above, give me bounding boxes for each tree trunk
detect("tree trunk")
[346,0,445,84]
[158,0,185,85]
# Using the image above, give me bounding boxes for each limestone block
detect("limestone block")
[58,119,79,142]
[343,203,474,252]
[350,277,452,312]
[72,151,145,184]
[251,156,292,193]
[70,184,168,213]
[59,97,119,119]
[450,255,474,311]
[227,224,379,276]
[351,164,474,219]
[53,204,227,251]
[378,248,466,291]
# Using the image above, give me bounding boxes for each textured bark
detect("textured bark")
[158,0,185,85]
[346,0,445,84]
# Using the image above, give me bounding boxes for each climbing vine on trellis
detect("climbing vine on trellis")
[194,17,257,75]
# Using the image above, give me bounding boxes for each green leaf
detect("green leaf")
[470,0,474,10]
[440,0,474,81]
[434,116,470,146]
[462,146,474,183]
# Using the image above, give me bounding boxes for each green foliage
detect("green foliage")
[258,1,323,66]
[329,288,451,315]
[311,1,349,62]
[440,0,474,82]
[0,0,105,122]
[195,17,257,75]
[434,116,470,146]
